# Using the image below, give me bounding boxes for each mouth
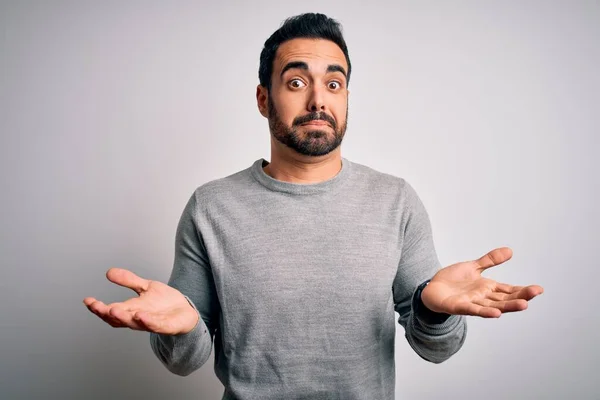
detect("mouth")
[300,121,330,127]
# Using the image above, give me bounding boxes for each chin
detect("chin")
[304,130,328,138]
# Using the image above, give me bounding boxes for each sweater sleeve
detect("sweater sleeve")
[149,191,221,376]
[393,180,467,364]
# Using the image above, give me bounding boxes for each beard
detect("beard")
[267,94,348,157]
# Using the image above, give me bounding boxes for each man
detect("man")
[83,13,544,400]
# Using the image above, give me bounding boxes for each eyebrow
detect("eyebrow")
[280,61,347,80]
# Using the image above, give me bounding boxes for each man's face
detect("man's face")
[264,38,349,157]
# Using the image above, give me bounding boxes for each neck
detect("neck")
[263,143,342,184]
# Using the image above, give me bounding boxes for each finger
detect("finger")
[473,298,528,313]
[495,283,544,301]
[109,307,146,331]
[494,282,524,294]
[89,299,130,315]
[455,302,501,318]
[96,309,127,328]
[86,300,126,328]
[511,285,545,301]
[84,297,144,329]
[83,297,98,307]
[526,285,544,298]
[103,316,127,328]
[105,297,142,313]
[487,292,509,302]
[131,312,152,331]
[106,268,150,295]
[87,299,111,315]
[84,298,101,317]
[475,247,513,272]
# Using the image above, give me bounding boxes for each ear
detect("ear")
[346,88,350,109]
[256,85,269,118]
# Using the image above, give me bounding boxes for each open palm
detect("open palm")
[83,268,198,335]
[421,247,544,318]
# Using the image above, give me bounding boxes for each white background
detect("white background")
[1,1,598,399]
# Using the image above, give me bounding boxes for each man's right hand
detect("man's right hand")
[83,268,199,335]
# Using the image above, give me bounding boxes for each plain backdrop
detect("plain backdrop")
[1,1,598,399]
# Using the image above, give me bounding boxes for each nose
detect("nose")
[307,85,326,112]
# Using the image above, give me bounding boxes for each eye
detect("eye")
[328,81,342,90]
[289,79,306,89]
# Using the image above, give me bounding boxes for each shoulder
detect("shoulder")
[347,159,413,195]
[346,159,429,219]
[187,163,255,208]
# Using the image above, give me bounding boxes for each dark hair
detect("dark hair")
[258,13,351,90]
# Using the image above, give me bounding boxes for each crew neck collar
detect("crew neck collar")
[250,157,352,195]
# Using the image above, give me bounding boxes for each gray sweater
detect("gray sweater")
[150,158,467,399]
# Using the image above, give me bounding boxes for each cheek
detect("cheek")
[332,101,348,122]
[277,94,305,123]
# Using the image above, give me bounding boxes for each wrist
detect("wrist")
[179,295,201,335]
[413,279,452,324]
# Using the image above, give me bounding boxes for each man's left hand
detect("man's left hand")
[421,247,544,318]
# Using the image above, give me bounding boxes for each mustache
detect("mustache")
[293,112,337,129]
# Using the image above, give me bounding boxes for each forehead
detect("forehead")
[274,38,347,74]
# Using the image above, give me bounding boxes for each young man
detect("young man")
[84,13,544,400]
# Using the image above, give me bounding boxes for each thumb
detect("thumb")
[475,247,513,272]
[106,268,150,295]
